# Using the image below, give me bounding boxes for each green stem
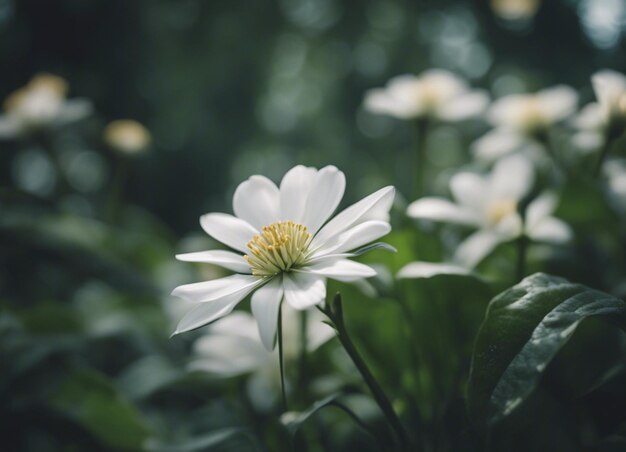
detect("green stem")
[329,401,384,448]
[106,153,129,223]
[515,235,528,283]
[277,303,288,411]
[297,310,308,394]
[412,119,429,200]
[324,294,414,451]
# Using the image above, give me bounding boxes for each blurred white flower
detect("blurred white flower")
[572,70,626,151]
[172,165,395,349]
[104,119,151,155]
[407,155,571,268]
[363,69,489,121]
[0,73,92,138]
[605,160,626,212]
[491,0,541,21]
[190,309,334,410]
[397,261,471,279]
[473,86,578,161]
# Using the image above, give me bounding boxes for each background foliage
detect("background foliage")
[2,0,626,451]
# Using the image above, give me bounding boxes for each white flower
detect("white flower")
[473,86,577,161]
[172,165,395,349]
[363,69,489,121]
[490,0,541,21]
[104,119,151,155]
[605,160,626,213]
[0,73,92,138]
[572,70,626,151]
[190,308,334,410]
[406,155,571,268]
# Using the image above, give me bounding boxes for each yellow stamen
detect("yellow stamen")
[244,221,311,276]
[487,199,518,225]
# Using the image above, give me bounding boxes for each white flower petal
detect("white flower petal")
[490,154,534,201]
[527,217,572,244]
[407,197,478,226]
[171,274,262,303]
[314,220,391,256]
[572,102,605,130]
[304,259,376,282]
[283,272,326,310]
[312,186,395,249]
[493,213,523,238]
[207,311,259,339]
[592,70,626,110]
[251,277,284,350]
[172,294,244,335]
[453,230,504,269]
[233,175,280,229]
[450,172,488,211]
[525,192,557,230]
[487,94,526,128]
[364,86,420,119]
[306,309,336,352]
[176,249,250,273]
[279,165,318,222]
[572,131,603,152]
[301,165,346,234]
[56,98,92,125]
[190,332,267,376]
[200,213,258,253]
[397,261,471,279]
[437,90,489,121]
[471,129,527,161]
[538,85,578,122]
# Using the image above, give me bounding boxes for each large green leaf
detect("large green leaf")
[468,273,626,427]
[50,370,151,450]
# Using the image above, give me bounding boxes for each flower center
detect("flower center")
[487,199,518,225]
[517,96,546,132]
[244,221,311,276]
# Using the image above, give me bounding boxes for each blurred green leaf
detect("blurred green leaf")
[50,369,151,450]
[145,428,259,452]
[468,273,626,428]
[117,355,183,400]
[0,212,159,295]
[281,392,377,438]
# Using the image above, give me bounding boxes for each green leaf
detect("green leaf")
[50,369,151,450]
[281,392,378,441]
[468,273,626,427]
[145,428,259,452]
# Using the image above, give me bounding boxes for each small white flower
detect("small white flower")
[490,0,541,21]
[605,160,626,213]
[190,308,334,410]
[363,69,489,121]
[406,155,571,268]
[172,165,395,349]
[0,73,92,138]
[104,119,151,155]
[572,70,626,151]
[473,86,577,161]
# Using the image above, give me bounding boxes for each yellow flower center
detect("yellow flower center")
[4,73,68,113]
[487,199,518,225]
[516,96,547,133]
[244,221,311,276]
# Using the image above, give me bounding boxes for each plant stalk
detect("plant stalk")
[277,303,288,411]
[413,118,429,200]
[324,294,414,451]
[516,234,528,283]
